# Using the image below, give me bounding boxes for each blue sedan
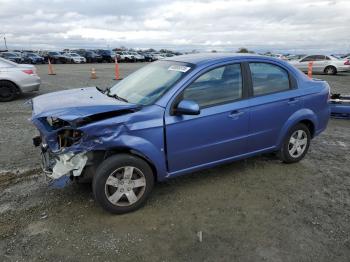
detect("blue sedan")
[31,53,330,214]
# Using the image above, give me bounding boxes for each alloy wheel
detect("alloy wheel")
[288,130,308,158]
[104,166,146,207]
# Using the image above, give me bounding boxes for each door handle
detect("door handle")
[228,110,244,119]
[287,98,299,105]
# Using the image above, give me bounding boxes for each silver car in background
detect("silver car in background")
[0,57,40,102]
[63,52,87,63]
[289,55,350,75]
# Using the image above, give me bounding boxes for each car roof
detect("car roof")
[164,53,261,65]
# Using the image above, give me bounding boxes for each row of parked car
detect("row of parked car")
[263,53,350,75]
[287,54,350,75]
[0,49,181,64]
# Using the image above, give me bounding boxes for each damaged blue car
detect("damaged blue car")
[31,53,330,214]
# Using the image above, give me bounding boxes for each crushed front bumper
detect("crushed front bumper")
[34,136,88,179]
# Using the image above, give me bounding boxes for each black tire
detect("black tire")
[93,154,154,214]
[0,81,18,102]
[324,66,337,75]
[279,123,311,163]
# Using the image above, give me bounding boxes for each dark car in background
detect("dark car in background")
[76,50,103,63]
[95,49,114,63]
[23,53,45,64]
[142,52,155,62]
[0,52,23,63]
[44,51,69,64]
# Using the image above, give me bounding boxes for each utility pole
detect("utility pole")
[4,35,8,49]
[1,32,8,50]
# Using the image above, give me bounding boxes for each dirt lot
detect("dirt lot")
[0,63,349,261]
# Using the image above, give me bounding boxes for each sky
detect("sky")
[0,0,349,53]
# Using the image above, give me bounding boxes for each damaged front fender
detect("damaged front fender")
[32,99,167,181]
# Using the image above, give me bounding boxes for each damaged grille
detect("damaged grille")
[57,129,83,148]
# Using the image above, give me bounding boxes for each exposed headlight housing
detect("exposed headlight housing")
[46,117,70,129]
[57,129,83,148]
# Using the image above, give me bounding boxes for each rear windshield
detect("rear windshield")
[0,57,17,67]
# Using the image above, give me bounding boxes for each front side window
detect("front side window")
[183,64,242,108]
[249,63,290,96]
[300,56,315,62]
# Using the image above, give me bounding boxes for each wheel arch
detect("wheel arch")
[0,79,21,93]
[104,147,160,182]
[299,119,315,138]
[324,65,337,74]
[277,109,318,148]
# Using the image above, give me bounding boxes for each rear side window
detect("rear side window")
[314,55,325,61]
[183,64,242,108]
[249,63,290,96]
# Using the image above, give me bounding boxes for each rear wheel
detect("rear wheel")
[93,154,154,214]
[324,66,337,75]
[0,81,18,102]
[279,123,311,163]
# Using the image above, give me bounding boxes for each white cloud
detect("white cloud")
[0,0,349,52]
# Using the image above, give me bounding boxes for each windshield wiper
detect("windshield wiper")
[105,88,128,103]
[104,87,129,102]
[96,86,104,93]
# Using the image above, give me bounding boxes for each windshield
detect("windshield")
[108,61,193,105]
[49,52,60,55]
[70,53,79,57]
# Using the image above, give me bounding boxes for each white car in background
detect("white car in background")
[117,51,136,62]
[289,55,350,75]
[151,53,165,60]
[0,57,40,101]
[128,51,145,62]
[64,53,87,63]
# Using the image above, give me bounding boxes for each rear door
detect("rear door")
[246,62,302,152]
[165,63,250,174]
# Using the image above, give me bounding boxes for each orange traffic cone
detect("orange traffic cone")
[114,56,121,80]
[91,68,97,79]
[307,61,313,79]
[48,59,56,75]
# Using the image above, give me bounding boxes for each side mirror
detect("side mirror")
[175,100,200,115]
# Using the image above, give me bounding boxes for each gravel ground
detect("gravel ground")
[0,63,349,261]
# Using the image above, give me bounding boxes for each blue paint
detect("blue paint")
[49,175,71,188]
[31,53,330,181]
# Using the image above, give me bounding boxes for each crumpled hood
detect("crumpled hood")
[31,87,139,121]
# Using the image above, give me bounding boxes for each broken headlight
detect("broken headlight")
[46,117,70,129]
[57,129,83,148]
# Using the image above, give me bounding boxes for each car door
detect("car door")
[164,63,250,174]
[298,55,315,71]
[246,62,302,152]
[312,55,327,73]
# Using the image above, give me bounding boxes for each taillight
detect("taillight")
[344,60,350,65]
[22,69,35,75]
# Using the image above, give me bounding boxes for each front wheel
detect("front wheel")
[93,154,154,214]
[279,123,311,163]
